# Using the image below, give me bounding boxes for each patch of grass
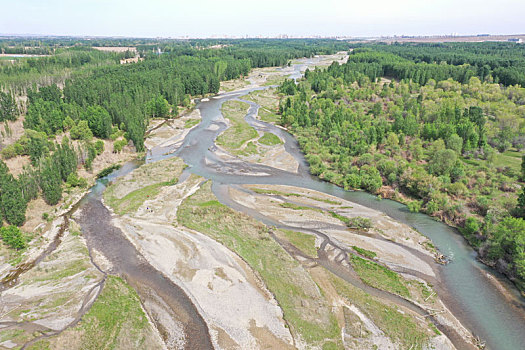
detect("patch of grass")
[252,188,301,197]
[239,141,258,156]
[494,151,522,171]
[74,276,149,349]
[329,273,429,350]
[258,132,282,146]
[350,255,410,298]
[216,100,258,155]
[197,199,222,208]
[184,118,200,128]
[178,182,341,347]
[322,341,339,350]
[263,75,286,86]
[308,196,342,205]
[26,339,51,350]
[429,322,441,335]
[279,202,320,212]
[8,253,24,266]
[352,246,377,259]
[31,261,88,283]
[329,212,372,230]
[329,211,351,226]
[105,180,174,215]
[258,108,280,123]
[279,229,318,257]
[0,329,25,342]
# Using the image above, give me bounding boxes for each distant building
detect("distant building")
[508,38,523,43]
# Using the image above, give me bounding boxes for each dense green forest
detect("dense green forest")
[345,42,525,86]
[0,38,345,241]
[278,44,525,291]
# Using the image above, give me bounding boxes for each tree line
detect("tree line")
[348,42,525,86]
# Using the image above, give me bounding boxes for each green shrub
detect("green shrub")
[96,164,121,179]
[1,225,26,250]
[70,120,93,140]
[66,172,88,188]
[94,140,105,155]
[113,139,127,153]
[344,173,361,189]
[407,200,422,213]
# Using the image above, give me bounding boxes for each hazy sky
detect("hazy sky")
[1,0,524,38]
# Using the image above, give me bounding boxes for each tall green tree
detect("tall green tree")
[0,160,26,226]
[39,157,62,205]
[0,91,18,121]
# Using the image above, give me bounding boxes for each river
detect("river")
[84,56,525,349]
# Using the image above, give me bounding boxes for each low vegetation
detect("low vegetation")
[243,89,281,123]
[279,229,318,257]
[184,118,200,128]
[350,255,411,297]
[104,157,183,215]
[329,212,373,230]
[352,245,377,259]
[258,132,282,146]
[329,272,430,349]
[178,182,341,348]
[216,100,258,155]
[27,276,158,350]
[0,225,27,250]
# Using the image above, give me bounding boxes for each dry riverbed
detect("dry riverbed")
[101,152,472,349]
[104,157,295,349]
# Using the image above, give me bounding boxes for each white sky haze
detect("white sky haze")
[1,0,524,37]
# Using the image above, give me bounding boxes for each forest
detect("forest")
[278,44,525,291]
[343,42,525,87]
[0,38,345,246]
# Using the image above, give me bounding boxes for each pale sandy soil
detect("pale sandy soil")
[220,78,250,93]
[214,138,299,173]
[0,223,104,348]
[107,168,295,349]
[144,109,201,151]
[0,117,25,149]
[254,143,299,172]
[4,155,30,177]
